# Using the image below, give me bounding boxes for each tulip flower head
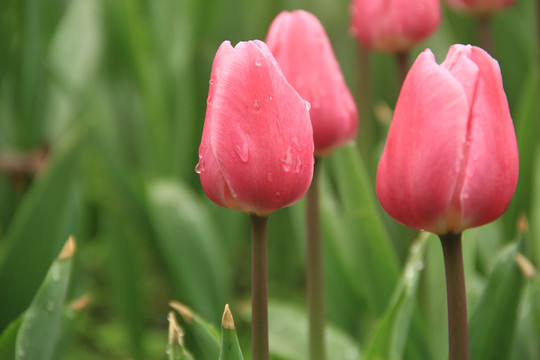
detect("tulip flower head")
[198,40,314,216]
[350,0,441,53]
[446,0,517,15]
[266,10,358,156]
[376,44,519,234]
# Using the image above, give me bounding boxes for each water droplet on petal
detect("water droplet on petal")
[281,148,292,172]
[275,192,281,199]
[209,79,214,85]
[195,162,201,174]
[229,186,238,198]
[304,100,311,111]
[252,100,261,113]
[292,136,304,152]
[234,142,249,163]
[295,157,302,174]
[255,57,262,66]
[269,95,273,101]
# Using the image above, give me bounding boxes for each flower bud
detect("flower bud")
[198,40,314,216]
[446,0,517,15]
[266,10,358,156]
[350,0,441,53]
[376,44,519,234]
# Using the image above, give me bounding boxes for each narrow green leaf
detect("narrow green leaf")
[469,234,527,360]
[364,232,430,360]
[0,316,23,360]
[167,311,194,360]
[265,301,361,360]
[15,236,76,360]
[328,146,399,315]
[147,180,230,321]
[170,301,220,360]
[0,121,88,331]
[219,305,244,360]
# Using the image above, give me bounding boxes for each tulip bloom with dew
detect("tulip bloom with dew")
[376,44,518,360]
[198,40,314,216]
[349,0,441,54]
[197,40,314,360]
[446,0,517,15]
[266,10,358,156]
[376,44,518,235]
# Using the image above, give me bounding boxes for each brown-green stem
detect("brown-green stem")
[250,215,269,360]
[395,51,410,86]
[306,158,325,360]
[439,232,469,360]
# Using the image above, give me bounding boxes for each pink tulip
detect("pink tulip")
[376,44,519,234]
[350,0,441,53]
[266,10,358,156]
[198,40,314,216]
[446,0,517,15]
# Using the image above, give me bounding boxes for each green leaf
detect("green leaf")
[364,232,430,360]
[147,179,230,321]
[219,305,244,360]
[0,315,23,360]
[167,311,194,360]
[15,237,76,360]
[266,301,361,360]
[469,236,527,360]
[0,121,88,331]
[170,301,220,360]
[327,146,400,315]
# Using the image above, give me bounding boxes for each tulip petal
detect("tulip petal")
[457,46,519,231]
[377,49,469,233]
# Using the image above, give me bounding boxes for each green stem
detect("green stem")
[439,233,469,360]
[306,159,325,360]
[250,215,269,360]
[478,16,493,55]
[356,45,372,160]
[395,51,409,87]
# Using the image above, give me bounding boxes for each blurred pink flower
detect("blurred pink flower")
[350,0,441,53]
[266,10,358,156]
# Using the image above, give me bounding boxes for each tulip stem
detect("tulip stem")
[306,158,325,360]
[478,16,493,55]
[439,232,469,360]
[395,51,409,86]
[250,215,269,360]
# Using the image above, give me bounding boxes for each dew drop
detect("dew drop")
[252,100,261,113]
[255,57,262,66]
[209,79,214,85]
[234,142,249,163]
[291,136,304,152]
[280,148,293,172]
[274,192,281,199]
[46,300,55,312]
[304,100,311,111]
[269,95,273,101]
[195,162,201,174]
[51,266,60,282]
[295,157,302,174]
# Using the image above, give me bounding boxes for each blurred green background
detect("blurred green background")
[0,0,539,359]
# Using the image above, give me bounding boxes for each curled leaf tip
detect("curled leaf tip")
[169,300,194,324]
[58,235,76,260]
[221,304,235,329]
[168,311,185,346]
[517,214,529,233]
[70,294,91,312]
[515,253,536,279]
